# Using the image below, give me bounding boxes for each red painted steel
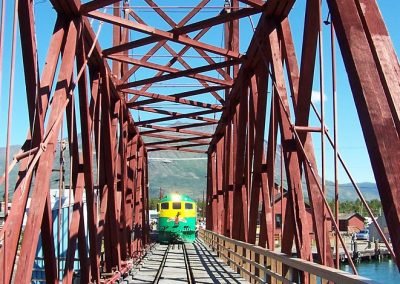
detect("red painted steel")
[279,18,334,267]
[120,1,210,84]
[216,138,225,235]
[269,29,312,262]
[328,0,400,268]
[247,64,268,245]
[1,0,400,282]
[126,90,223,110]
[92,10,241,59]
[14,19,80,283]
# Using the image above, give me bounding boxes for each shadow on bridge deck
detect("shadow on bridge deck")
[128,239,248,283]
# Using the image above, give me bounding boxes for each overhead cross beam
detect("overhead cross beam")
[125,86,227,106]
[141,132,206,140]
[147,146,207,154]
[140,123,214,137]
[131,4,235,93]
[107,55,237,88]
[125,89,223,111]
[121,10,229,104]
[238,0,264,9]
[118,4,262,50]
[133,107,220,126]
[88,11,242,58]
[80,0,120,13]
[130,7,233,82]
[147,143,208,150]
[145,135,212,147]
[118,0,212,83]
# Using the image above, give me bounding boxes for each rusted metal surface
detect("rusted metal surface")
[0,0,400,282]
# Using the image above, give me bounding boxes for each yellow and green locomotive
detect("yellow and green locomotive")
[157,194,197,243]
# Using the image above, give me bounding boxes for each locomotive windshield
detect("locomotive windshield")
[161,202,169,209]
[185,203,193,209]
[172,202,181,209]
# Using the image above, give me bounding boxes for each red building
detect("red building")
[338,213,365,232]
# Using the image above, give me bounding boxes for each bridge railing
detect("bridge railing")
[199,229,376,284]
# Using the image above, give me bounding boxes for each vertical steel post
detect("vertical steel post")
[271,86,275,246]
[0,0,6,117]
[318,0,327,265]
[206,152,213,230]
[269,28,312,264]
[279,18,334,267]
[248,63,268,244]
[216,138,225,234]
[4,0,19,220]
[331,20,340,269]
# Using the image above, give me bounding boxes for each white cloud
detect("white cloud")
[311,90,327,103]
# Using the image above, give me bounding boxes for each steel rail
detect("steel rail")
[183,243,195,284]
[153,244,170,284]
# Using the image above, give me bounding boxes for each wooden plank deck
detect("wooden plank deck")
[128,240,248,283]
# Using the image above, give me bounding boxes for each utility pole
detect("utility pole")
[159,187,162,199]
[202,189,205,219]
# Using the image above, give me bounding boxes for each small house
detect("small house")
[338,213,365,232]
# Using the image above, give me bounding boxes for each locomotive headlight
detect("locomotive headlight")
[171,194,181,202]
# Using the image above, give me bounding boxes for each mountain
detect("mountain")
[326,181,379,201]
[0,134,380,202]
[0,143,74,201]
[147,147,380,201]
[148,151,207,200]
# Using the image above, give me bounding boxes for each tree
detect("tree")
[149,198,160,210]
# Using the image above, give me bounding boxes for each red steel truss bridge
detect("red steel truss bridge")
[0,0,399,283]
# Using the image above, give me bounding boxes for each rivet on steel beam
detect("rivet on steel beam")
[40,143,47,152]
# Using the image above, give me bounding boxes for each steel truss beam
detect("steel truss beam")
[80,0,120,13]
[122,9,228,104]
[3,0,400,282]
[89,10,241,59]
[145,136,211,147]
[109,55,236,88]
[125,89,223,111]
[139,123,214,137]
[327,0,400,268]
[206,0,400,275]
[134,108,220,126]
[0,1,149,283]
[124,86,227,107]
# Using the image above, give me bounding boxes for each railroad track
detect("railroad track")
[153,243,195,284]
[183,243,195,284]
[153,244,170,283]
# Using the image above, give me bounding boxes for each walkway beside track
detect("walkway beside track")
[129,240,248,283]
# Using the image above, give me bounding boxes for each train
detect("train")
[157,194,197,243]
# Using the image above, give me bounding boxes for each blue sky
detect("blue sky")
[0,0,399,184]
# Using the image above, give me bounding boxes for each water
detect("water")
[341,259,400,283]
